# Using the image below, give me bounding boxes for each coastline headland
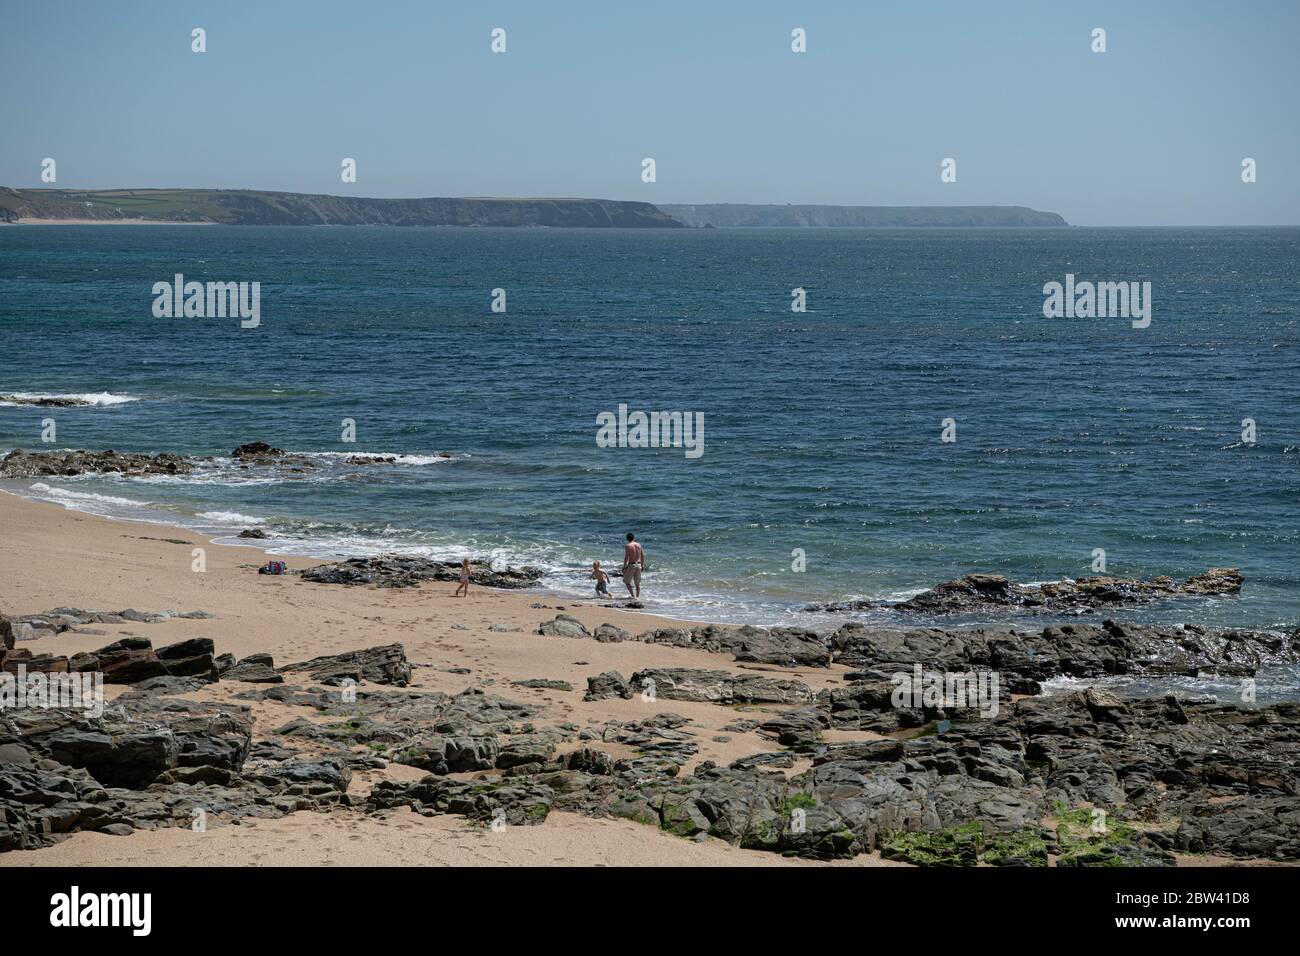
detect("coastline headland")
[1,187,1068,229]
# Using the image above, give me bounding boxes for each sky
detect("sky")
[1,0,1297,225]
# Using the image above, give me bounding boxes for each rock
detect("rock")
[0,449,193,478]
[68,638,169,684]
[757,708,830,747]
[538,614,590,639]
[628,668,814,705]
[1183,567,1245,594]
[512,679,573,692]
[155,638,219,681]
[2,650,70,674]
[223,653,283,683]
[805,568,1246,616]
[593,623,631,643]
[117,676,211,698]
[1173,797,1300,860]
[584,671,632,701]
[369,776,553,826]
[299,555,543,590]
[4,698,253,789]
[0,394,100,407]
[632,623,831,667]
[231,441,285,459]
[826,619,1298,687]
[564,747,616,775]
[730,752,796,770]
[237,528,269,539]
[279,644,412,686]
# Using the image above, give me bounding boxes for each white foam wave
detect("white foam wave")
[197,510,267,525]
[29,482,150,508]
[306,451,456,466]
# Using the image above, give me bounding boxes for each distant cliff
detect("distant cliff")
[0,187,684,228]
[660,204,1068,227]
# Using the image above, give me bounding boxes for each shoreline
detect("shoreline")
[0,491,867,866]
[0,484,724,631]
[3,484,1297,867]
[2,474,1281,637]
[0,489,716,651]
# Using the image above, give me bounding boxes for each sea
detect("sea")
[2,225,1298,699]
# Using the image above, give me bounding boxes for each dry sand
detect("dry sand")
[0,491,900,867]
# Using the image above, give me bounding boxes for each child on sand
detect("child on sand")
[591,561,611,598]
[455,558,470,597]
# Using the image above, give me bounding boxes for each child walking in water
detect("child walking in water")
[455,558,471,597]
[591,561,611,598]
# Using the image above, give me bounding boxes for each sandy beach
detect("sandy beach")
[0,491,896,867]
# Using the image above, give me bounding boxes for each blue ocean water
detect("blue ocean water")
[2,225,1298,641]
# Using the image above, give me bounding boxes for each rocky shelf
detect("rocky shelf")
[4,606,1298,864]
[804,569,1244,616]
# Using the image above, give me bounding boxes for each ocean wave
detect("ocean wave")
[128,473,290,487]
[29,482,151,508]
[304,451,458,466]
[0,391,138,407]
[197,510,267,525]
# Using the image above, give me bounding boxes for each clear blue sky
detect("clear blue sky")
[2,0,1296,225]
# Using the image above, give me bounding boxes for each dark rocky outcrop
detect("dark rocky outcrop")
[0,449,192,478]
[278,644,412,686]
[369,776,554,825]
[299,555,543,590]
[231,442,284,459]
[5,590,1298,865]
[3,633,220,684]
[222,653,283,683]
[829,619,1298,693]
[1,608,212,646]
[635,624,831,667]
[535,617,832,667]
[0,394,99,407]
[806,569,1244,616]
[627,668,814,705]
[0,691,353,851]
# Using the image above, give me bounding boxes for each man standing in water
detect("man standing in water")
[622,532,646,600]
